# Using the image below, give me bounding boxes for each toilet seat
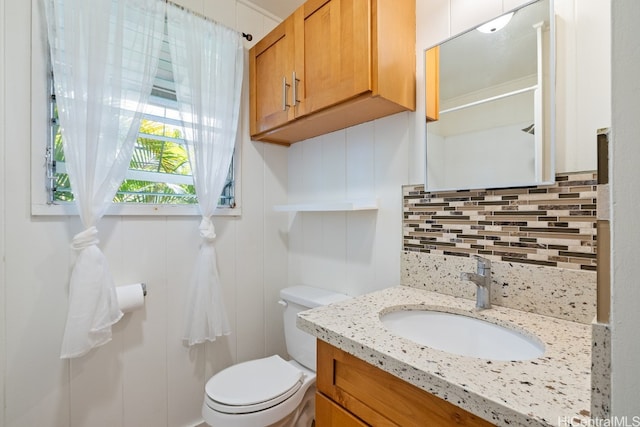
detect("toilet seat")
[205,355,304,414]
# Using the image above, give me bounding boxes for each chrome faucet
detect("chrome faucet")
[460,256,492,310]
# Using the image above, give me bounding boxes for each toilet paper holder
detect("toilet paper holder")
[116,283,148,313]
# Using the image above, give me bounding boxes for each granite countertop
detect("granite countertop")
[297,286,591,427]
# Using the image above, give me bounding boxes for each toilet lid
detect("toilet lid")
[205,355,304,414]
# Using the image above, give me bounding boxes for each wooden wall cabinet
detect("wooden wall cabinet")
[316,340,495,427]
[249,0,416,145]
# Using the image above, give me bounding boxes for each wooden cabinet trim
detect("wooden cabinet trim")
[373,0,416,109]
[251,93,407,145]
[304,0,333,18]
[425,46,440,122]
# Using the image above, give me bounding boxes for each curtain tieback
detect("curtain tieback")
[199,217,216,242]
[71,226,100,250]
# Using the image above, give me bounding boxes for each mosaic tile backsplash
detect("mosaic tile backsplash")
[403,172,597,271]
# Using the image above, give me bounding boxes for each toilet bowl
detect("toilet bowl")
[201,286,350,427]
[202,356,315,427]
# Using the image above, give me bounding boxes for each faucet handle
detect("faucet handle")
[472,255,491,274]
[473,254,491,266]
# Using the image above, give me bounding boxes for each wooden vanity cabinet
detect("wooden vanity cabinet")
[316,340,495,427]
[249,0,416,145]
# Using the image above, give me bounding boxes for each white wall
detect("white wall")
[610,0,640,417]
[287,114,413,297]
[0,0,6,424]
[1,1,288,426]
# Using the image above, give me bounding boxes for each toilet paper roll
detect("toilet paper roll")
[116,283,146,313]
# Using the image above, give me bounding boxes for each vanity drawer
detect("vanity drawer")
[316,392,368,427]
[316,340,495,427]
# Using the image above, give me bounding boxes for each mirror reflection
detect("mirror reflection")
[425,0,554,191]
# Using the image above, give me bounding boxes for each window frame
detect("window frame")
[30,0,242,217]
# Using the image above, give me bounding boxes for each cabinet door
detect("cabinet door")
[316,392,369,427]
[295,0,371,117]
[250,17,295,136]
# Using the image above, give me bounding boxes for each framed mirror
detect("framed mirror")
[425,0,555,191]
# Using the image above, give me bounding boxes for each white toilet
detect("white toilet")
[202,286,351,427]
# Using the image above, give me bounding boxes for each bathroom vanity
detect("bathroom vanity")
[316,340,493,426]
[298,286,592,426]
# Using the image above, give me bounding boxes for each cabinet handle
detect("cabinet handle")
[282,76,291,111]
[292,71,300,107]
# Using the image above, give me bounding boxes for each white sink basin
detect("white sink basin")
[380,309,545,361]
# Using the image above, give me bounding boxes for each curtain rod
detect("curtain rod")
[164,0,253,41]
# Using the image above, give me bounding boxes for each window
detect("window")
[46,31,236,210]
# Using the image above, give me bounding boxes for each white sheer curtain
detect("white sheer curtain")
[44,0,165,358]
[166,4,244,345]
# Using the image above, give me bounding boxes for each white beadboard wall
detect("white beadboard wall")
[611,0,640,416]
[287,114,413,297]
[1,1,288,426]
[0,0,6,424]
[1,0,614,426]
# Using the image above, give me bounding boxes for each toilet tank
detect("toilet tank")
[279,286,350,371]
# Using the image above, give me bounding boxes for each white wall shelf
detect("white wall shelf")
[273,198,378,212]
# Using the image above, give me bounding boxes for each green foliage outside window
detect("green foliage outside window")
[53,119,198,204]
